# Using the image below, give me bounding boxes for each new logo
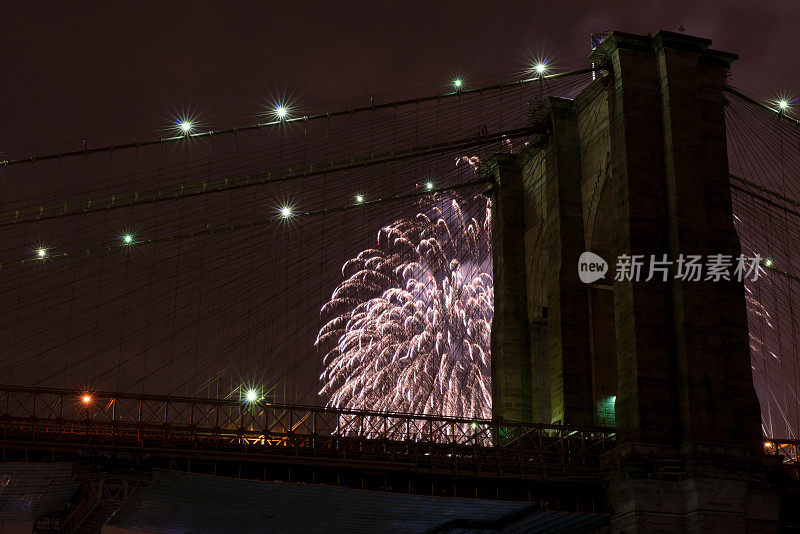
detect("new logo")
[578,252,608,284]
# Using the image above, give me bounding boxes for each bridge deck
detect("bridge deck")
[2,385,795,504]
[0,385,617,505]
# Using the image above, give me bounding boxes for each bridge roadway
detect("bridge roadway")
[0,385,796,511]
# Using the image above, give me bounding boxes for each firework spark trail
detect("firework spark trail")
[735,213,798,438]
[317,193,493,427]
[316,193,795,438]
[745,279,800,439]
[745,283,780,436]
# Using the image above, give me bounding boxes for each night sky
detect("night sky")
[1,2,799,434]
[2,1,799,165]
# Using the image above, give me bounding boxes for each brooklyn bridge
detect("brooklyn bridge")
[1,28,799,533]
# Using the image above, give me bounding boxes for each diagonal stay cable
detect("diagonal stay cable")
[0,126,534,227]
[0,67,596,167]
[730,173,800,209]
[725,86,800,129]
[0,180,493,269]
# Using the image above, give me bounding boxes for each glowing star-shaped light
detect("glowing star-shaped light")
[778,100,789,111]
[534,63,547,75]
[275,106,288,119]
[425,182,434,191]
[453,78,463,90]
[36,248,47,259]
[764,258,774,268]
[122,234,134,245]
[355,194,364,204]
[245,389,258,402]
[82,394,92,404]
[280,206,293,218]
[179,121,193,133]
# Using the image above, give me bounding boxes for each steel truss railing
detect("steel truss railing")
[1,386,793,481]
[765,439,800,471]
[0,385,616,480]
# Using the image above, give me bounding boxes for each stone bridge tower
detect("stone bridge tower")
[483,30,779,532]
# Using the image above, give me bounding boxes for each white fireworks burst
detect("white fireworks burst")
[317,194,493,419]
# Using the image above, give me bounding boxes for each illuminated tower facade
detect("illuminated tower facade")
[484,30,779,532]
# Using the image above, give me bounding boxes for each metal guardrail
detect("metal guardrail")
[0,385,617,480]
[3,385,796,494]
[0,385,615,445]
[765,439,800,469]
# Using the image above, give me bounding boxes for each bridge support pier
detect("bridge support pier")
[595,31,780,533]
[487,29,781,532]
[484,154,533,423]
